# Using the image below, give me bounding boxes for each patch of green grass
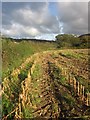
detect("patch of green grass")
[2,62,33,118]
[18,70,28,81]
[33,82,39,88]
[63,93,75,107]
[2,94,15,119]
[35,97,41,104]
[59,76,66,84]
[48,62,66,84]
[48,62,61,77]
[75,75,88,88]
[25,62,33,70]
[23,106,34,118]
[52,103,58,113]
[32,64,43,80]
[59,52,73,59]
[18,61,33,82]
[59,51,86,60]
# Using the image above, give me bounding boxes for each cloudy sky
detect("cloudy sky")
[1,1,89,40]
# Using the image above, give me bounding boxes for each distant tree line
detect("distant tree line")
[2,33,90,48]
[55,34,89,48]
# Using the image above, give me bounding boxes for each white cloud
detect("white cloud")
[26,27,40,36]
[2,2,60,38]
[2,2,89,39]
[57,2,88,34]
[2,22,40,37]
[13,5,48,25]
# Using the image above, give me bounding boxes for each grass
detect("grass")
[2,60,34,118]
[59,50,88,60]
[58,51,82,60]
[48,62,67,85]
[31,64,43,80]
[75,75,89,91]
[2,94,15,119]
[2,38,56,78]
[18,70,28,81]
[23,106,34,118]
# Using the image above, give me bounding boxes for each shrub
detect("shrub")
[18,70,28,81]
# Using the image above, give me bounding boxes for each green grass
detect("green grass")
[2,60,34,118]
[2,94,15,119]
[31,64,43,80]
[2,38,56,78]
[48,62,67,84]
[59,50,88,60]
[23,106,34,118]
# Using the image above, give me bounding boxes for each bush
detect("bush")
[55,34,82,48]
[18,70,28,81]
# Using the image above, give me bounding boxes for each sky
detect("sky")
[1,1,89,40]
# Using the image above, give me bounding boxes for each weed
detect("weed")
[18,70,28,81]
[23,107,33,118]
[31,64,43,80]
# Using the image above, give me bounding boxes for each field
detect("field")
[2,38,56,78]
[2,47,90,119]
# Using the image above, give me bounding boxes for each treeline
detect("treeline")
[2,37,55,43]
[55,34,89,48]
[2,33,90,48]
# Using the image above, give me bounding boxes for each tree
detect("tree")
[55,34,81,48]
